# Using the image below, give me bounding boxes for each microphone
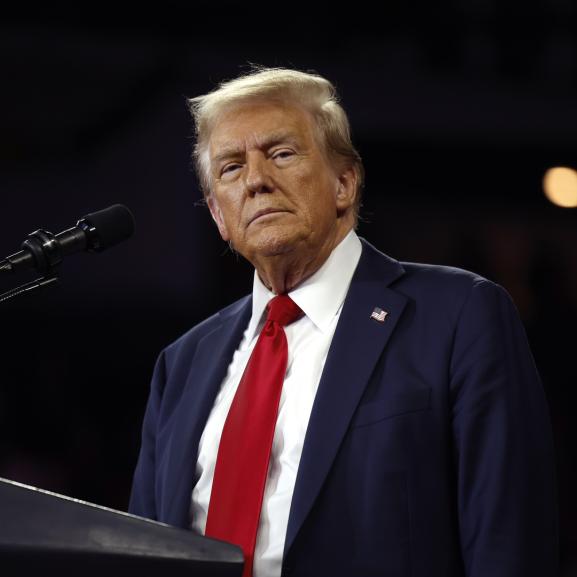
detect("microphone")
[0,204,135,275]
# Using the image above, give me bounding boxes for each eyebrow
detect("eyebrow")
[211,131,302,165]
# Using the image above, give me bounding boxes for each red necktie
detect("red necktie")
[205,295,303,577]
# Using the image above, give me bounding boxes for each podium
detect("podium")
[0,477,243,576]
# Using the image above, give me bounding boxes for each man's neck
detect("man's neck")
[255,225,354,294]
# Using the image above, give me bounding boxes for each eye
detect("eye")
[221,163,241,176]
[272,149,296,163]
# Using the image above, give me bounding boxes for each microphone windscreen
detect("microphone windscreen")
[82,204,135,250]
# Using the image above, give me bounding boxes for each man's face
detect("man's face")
[206,100,355,268]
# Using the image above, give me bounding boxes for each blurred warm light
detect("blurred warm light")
[543,166,577,208]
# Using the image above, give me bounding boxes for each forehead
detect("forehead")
[208,100,318,159]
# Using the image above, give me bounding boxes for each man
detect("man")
[129,68,558,577]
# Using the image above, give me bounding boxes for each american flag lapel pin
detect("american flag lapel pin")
[370,307,388,323]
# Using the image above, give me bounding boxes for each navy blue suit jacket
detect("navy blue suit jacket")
[129,239,558,577]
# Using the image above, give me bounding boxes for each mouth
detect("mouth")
[248,208,289,225]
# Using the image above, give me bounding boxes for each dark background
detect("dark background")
[1,2,576,574]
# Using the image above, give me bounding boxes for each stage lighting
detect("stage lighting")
[543,166,577,208]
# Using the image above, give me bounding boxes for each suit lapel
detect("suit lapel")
[284,240,408,553]
[162,297,252,527]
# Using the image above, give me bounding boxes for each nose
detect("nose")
[244,152,274,195]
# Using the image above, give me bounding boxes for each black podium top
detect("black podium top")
[0,477,243,577]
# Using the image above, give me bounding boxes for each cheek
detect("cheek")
[291,169,332,207]
[209,189,244,242]
[299,176,338,220]
[216,188,244,223]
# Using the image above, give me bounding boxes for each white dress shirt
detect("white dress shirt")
[191,230,362,577]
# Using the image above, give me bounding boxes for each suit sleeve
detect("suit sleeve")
[449,279,558,577]
[128,350,167,520]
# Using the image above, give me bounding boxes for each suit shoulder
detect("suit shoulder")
[395,260,512,313]
[360,239,509,311]
[361,237,498,295]
[163,294,251,361]
[400,261,490,289]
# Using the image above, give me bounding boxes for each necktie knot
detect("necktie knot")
[266,295,303,327]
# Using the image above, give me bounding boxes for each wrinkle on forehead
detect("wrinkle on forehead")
[211,131,303,164]
[208,101,317,164]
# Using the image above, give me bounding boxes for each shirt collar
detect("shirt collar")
[247,230,363,339]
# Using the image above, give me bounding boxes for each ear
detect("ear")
[335,166,357,215]
[207,195,230,241]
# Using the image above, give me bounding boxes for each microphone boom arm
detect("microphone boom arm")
[0,229,65,304]
[0,274,60,305]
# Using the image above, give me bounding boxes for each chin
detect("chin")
[246,228,306,259]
